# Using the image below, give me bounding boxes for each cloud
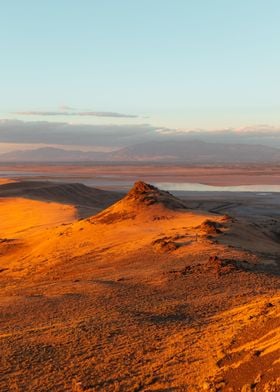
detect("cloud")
[158,125,280,148]
[15,110,138,118]
[80,112,138,118]
[0,120,161,147]
[233,124,280,137]
[156,124,280,138]
[1,120,280,149]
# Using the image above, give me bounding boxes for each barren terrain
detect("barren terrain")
[0,179,280,391]
[1,163,280,188]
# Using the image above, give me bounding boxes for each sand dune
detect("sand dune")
[0,180,280,391]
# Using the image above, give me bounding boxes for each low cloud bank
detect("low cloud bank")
[0,120,280,149]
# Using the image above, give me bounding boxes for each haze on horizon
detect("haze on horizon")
[1,0,280,153]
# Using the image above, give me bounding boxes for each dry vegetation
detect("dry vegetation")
[0,180,280,391]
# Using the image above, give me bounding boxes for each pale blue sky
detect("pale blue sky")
[1,0,280,129]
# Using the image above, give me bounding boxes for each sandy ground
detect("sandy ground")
[0,179,280,391]
[0,198,77,238]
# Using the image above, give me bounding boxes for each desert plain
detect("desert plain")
[0,164,280,391]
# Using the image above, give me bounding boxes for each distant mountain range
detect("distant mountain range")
[1,140,280,164]
[0,147,106,162]
[113,140,280,163]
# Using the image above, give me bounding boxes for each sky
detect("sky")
[0,1,280,151]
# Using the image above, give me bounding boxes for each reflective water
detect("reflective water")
[154,183,280,193]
